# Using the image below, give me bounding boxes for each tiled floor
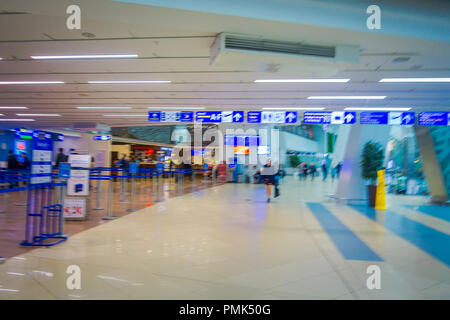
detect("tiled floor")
[0,173,219,258]
[0,176,449,300]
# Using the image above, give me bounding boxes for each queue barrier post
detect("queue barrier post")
[127,173,137,212]
[20,183,68,247]
[92,169,104,210]
[120,169,130,203]
[102,173,117,220]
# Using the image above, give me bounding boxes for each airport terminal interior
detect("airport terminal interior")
[0,0,449,300]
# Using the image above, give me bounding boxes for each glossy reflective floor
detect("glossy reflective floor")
[0,173,218,258]
[0,176,449,299]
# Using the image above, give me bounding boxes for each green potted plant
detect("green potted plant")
[361,141,384,207]
[288,154,301,168]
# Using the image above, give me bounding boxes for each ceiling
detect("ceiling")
[0,0,449,128]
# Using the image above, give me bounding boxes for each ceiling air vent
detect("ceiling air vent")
[224,35,336,58]
[210,33,360,73]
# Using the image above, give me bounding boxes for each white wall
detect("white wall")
[53,133,111,167]
[280,131,320,167]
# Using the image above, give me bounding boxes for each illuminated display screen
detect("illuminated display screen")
[224,135,260,146]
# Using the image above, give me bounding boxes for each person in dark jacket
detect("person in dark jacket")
[55,148,67,168]
[7,151,20,188]
[20,152,30,170]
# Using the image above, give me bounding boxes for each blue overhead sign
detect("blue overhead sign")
[360,112,389,125]
[388,112,415,125]
[418,112,449,126]
[195,111,223,123]
[180,111,193,122]
[148,111,194,122]
[93,135,111,141]
[148,111,161,122]
[247,111,262,123]
[221,111,244,123]
[360,112,416,125]
[247,111,297,124]
[302,111,357,124]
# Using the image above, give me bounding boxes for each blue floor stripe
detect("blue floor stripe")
[404,205,450,223]
[350,205,450,267]
[306,202,383,262]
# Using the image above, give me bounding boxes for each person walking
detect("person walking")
[302,162,309,180]
[309,162,316,181]
[261,159,277,203]
[321,158,328,181]
[336,162,343,179]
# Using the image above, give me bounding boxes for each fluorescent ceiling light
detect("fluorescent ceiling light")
[16,113,61,116]
[0,119,35,121]
[89,80,171,84]
[0,81,64,85]
[379,78,450,83]
[255,79,350,83]
[31,54,138,60]
[147,107,205,110]
[308,96,386,100]
[0,106,28,109]
[344,107,411,111]
[103,114,148,117]
[77,106,132,110]
[262,107,326,110]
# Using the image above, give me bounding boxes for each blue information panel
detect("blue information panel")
[418,112,449,126]
[221,111,244,123]
[180,111,193,122]
[195,111,223,123]
[246,111,297,124]
[58,163,71,179]
[360,112,388,125]
[93,135,111,141]
[247,111,262,123]
[303,112,332,124]
[360,112,416,125]
[148,111,194,122]
[30,130,54,185]
[148,111,161,122]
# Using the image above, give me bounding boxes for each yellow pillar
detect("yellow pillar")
[375,169,386,210]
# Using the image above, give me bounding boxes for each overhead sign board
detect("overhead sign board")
[247,111,297,124]
[418,112,449,126]
[360,112,416,125]
[195,111,223,123]
[93,135,111,141]
[148,111,194,123]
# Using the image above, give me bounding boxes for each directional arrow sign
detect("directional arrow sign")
[343,112,356,124]
[232,111,244,123]
[285,112,297,123]
[401,112,415,125]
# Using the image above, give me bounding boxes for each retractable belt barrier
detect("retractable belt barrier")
[0,166,213,250]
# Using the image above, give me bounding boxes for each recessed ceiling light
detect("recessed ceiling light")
[255,79,350,83]
[89,80,171,84]
[76,106,132,109]
[0,106,28,109]
[16,113,61,116]
[392,57,410,63]
[0,81,64,85]
[308,96,386,100]
[262,107,326,110]
[147,107,205,110]
[103,114,148,117]
[31,54,138,60]
[0,119,35,121]
[379,78,450,83]
[344,107,411,111]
